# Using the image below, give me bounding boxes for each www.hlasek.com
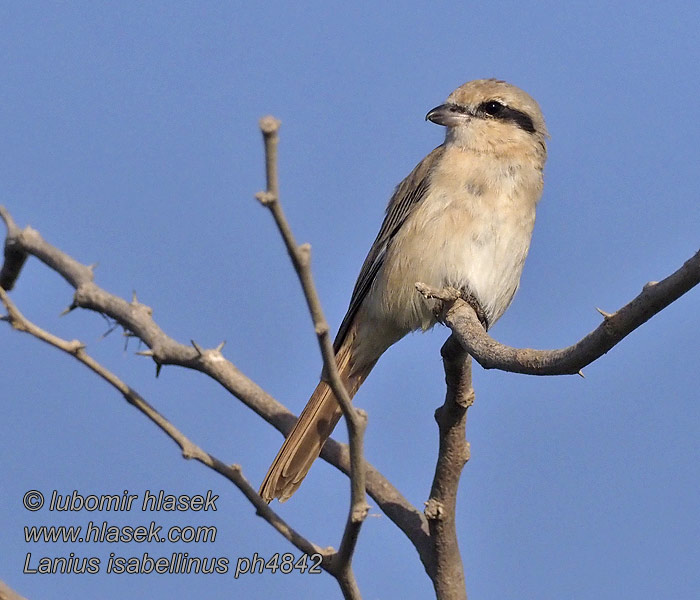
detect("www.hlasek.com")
[21,489,321,576]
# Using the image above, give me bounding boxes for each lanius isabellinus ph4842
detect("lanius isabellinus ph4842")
[260,79,548,502]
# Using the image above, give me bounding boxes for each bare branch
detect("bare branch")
[255,117,369,587]
[0,205,429,572]
[417,248,700,375]
[0,288,332,569]
[0,579,29,600]
[424,336,472,600]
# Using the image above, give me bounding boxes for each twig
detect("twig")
[255,116,369,592]
[424,336,472,600]
[0,205,428,566]
[0,579,29,600]
[416,248,700,375]
[0,288,332,569]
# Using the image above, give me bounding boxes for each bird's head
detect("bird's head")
[426,79,548,159]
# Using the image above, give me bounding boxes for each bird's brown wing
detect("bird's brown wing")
[333,144,444,351]
[259,145,445,503]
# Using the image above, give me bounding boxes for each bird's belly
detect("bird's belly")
[372,188,536,331]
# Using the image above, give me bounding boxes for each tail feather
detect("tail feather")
[259,337,373,502]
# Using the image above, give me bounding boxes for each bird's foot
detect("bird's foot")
[457,288,489,330]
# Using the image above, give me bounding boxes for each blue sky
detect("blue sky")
[1,2,698,599]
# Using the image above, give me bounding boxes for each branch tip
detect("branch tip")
[415,281,432,297]
[259,115,281,135]
[0,205,18,231]
[415,282,461,302]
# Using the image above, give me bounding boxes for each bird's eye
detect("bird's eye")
[481,101,505,116]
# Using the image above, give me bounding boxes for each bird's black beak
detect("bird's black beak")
[425,103,469,127]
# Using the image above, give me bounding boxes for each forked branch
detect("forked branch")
[0,288,331,568]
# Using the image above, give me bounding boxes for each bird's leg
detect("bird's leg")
[415,282,488,330]
[457,287,489,331]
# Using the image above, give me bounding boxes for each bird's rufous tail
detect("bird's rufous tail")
[259,336,373,503]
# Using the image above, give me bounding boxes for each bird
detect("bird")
[260,78,548,502]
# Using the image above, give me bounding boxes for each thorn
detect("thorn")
[595,307,613,318]
[60,303,77,317]
[191,340,203,355]
[88,262,98,272]
[132,290,138,303]
[578,370,585,378]
[215,340,226,352]
[136,350,154,357]
[0,314,9,322]
[155,363,162,378]
[100,323,119,339]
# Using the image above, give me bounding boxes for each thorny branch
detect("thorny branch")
[0,205,432,597]
[255,116,368,595]
[0,580,29,600]
[2,141,698,600]
[416,250,700,376]
[0,287,331,568]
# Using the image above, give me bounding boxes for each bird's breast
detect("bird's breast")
[373,149,542,332]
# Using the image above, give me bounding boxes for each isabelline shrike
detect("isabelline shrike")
[260,79,548,502]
